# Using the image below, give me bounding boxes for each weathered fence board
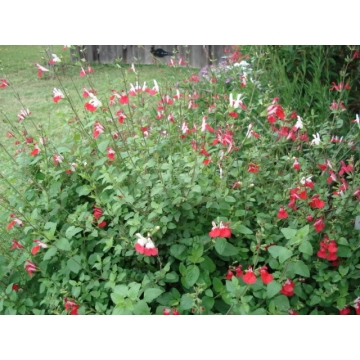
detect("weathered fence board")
[78,45,231,68]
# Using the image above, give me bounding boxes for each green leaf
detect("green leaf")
[273,295,290,311]
[266,281,282,299]
[144,288,164,303]
[184,265,200,287]
[111,293,124,305]
[215,238,238,256]
[268,246,289,261]
[128,283,141,300]
[55,238,71,251]
[215,238,227,254]
[76,185,92,197]
[297,224,309,238]
[67,256,82,274]
[202,296,215,311]
[97,139,110,154]
[65,226,83,239]
[299,240,313,255]
[200,256,216,273]
[251,308,267,315]
[294,260,310,277]
[281,227,297,240]
[278,248,293,263]
[213,277,224,293]
[133,300,151,315]
[170,244,187,260]
[224,196,236,203]
[179,295,194,310]
[43,247,57,261]
[337,245,352,258]
[191,243,204,259]
[237,224,253,235]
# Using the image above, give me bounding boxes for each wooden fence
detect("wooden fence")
[77,45,232,69]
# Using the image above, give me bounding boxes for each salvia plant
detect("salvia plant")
[0,45,359,315]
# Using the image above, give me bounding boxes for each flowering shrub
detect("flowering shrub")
[0,46,359,315]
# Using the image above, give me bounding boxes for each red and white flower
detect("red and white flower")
[209,221,232,238]
[30,144,40,156]
[107,147,115,161]
[134,233,158,256]
[7,217,23,230]
[25,260,37,277]
[31,239,48,255]
[93,121,104,139]
[0,78,9,88]
[10,240,23,250]
[64,298,79,315]
[53,154,64,166]
[229,93,247,110]
[85,93,102,112]
[17,108,31,122]
[277,206,288,219]
[52,88,64,103]
[293,158,300,170]
[49,54,61,65]
[242,266,257,284]
[280,279,295,296]
[35,63,49,77]
[259,266,273,284]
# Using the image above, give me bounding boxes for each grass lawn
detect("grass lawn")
[0,45,199,137]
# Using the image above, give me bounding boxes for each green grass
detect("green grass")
[0,46,199,138]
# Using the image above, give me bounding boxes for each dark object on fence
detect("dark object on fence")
[150,46,173,58]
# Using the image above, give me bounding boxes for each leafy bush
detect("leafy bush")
[0,46,359,315]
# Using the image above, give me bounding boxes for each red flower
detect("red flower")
[355,302,360,315]
[248,163,259,173]
[31,239,48,255]
[134,233,158,256]
[280,279,295,296]
[98,221,107,228]
[329,82,351,91]
[30,145,40,156]
[93,121,104,139]
[242,266,257,284]
[317,234,338,261]
[339,307,350,315]
[7,218,23,230]
[52,88,64,103]
[339,160,354,176]
[93,206,103,220]
[209,221,232,238]
[64,298,79,315]
[259,266,273,284]
[35,63,49,77]
[313,217,325,232]
[277,206,288,219]
[25,260,37,277]
[163,308,180,315]
[10,240,23,250]
[309,194,325,209]
[235,265,243,278]
[12,284,19,291]
[85,94,102,112]
[0,78,9,88]
[226,269,234,280]
[229,111,238,118]
[288,309,299,315]
[293,158,300,170]
[107,147,115,161]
